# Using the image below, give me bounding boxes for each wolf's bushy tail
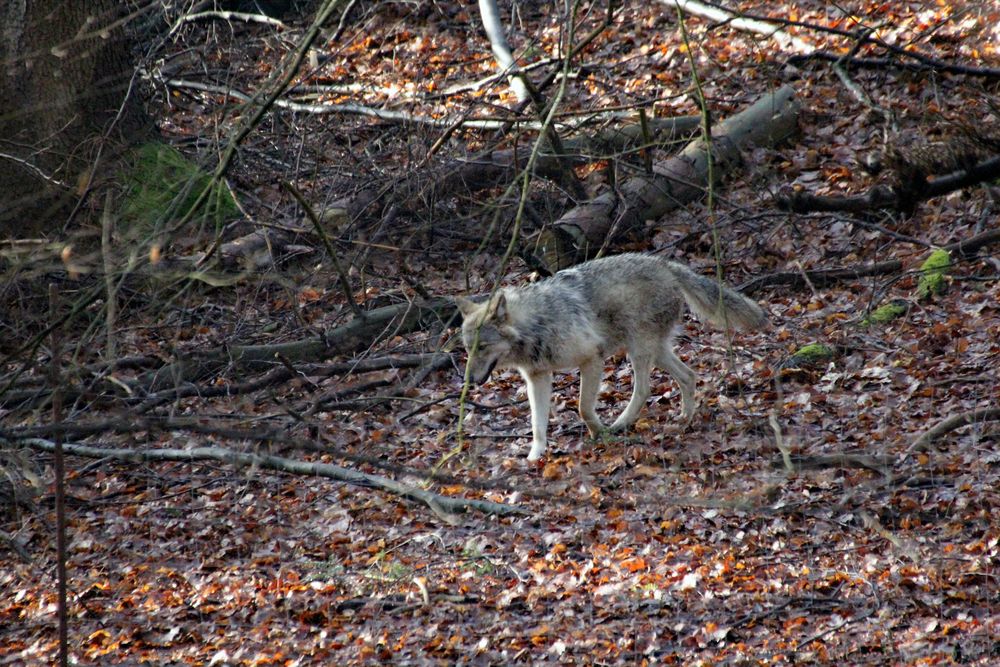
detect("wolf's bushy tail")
[666,262,767,331]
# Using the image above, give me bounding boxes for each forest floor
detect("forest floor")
[2,1,999,664]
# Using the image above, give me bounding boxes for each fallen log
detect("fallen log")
[536,85,800,270]
[319,116,703,230]
[141,297,457,391]
[1,298,460,410]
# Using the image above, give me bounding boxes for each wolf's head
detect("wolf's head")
[455,293,514,384]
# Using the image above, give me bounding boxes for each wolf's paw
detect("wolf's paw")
[680,396,698,423]
[589,429,617,445]
[589,427,642,447]
[527,442,546,462]
[608,419,632,433]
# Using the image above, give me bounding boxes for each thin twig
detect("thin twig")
[0,152,70,189]
[769,412,794,473]
[48,284,68,667]
[282,180,361,317]
[165,79,558,129]
[100,191,117,360]
[832,28,891,123]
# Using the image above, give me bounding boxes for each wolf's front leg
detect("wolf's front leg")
[522,370,553,461]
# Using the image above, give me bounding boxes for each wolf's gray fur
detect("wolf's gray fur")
[456,253,766,461]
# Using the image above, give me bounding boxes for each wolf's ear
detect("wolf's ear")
[492,293,508,321]
[455,295,479,318]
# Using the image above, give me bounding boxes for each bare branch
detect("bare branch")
[14,437,529,518]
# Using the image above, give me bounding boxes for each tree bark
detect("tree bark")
[536,85,800,270]
[0,2,152,237]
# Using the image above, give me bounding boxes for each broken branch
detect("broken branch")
[906,407,1000,456]
[14,437,529,518]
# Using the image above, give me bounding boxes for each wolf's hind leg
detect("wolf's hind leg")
[610,353,652,431]
[523,370,553,461]
[659,343,696,421]
[578,357,604,436]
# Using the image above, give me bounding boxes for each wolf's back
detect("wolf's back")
[664,261,767,331]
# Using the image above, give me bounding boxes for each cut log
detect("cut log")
[536,85,800,270]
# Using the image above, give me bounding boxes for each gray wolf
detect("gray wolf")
[455,253,767,461]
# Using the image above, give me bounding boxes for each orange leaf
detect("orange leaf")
[621,557,648,573]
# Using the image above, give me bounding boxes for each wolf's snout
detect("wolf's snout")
[470,358,497,385]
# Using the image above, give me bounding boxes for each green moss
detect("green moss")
[120,143,238,237]
[916,248,951,298]
[861,300,908,327]
[784,342,836,368]
[795,343,835,360]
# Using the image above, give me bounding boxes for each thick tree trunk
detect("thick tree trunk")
[536,85,800,270]
[0,2,151,237]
